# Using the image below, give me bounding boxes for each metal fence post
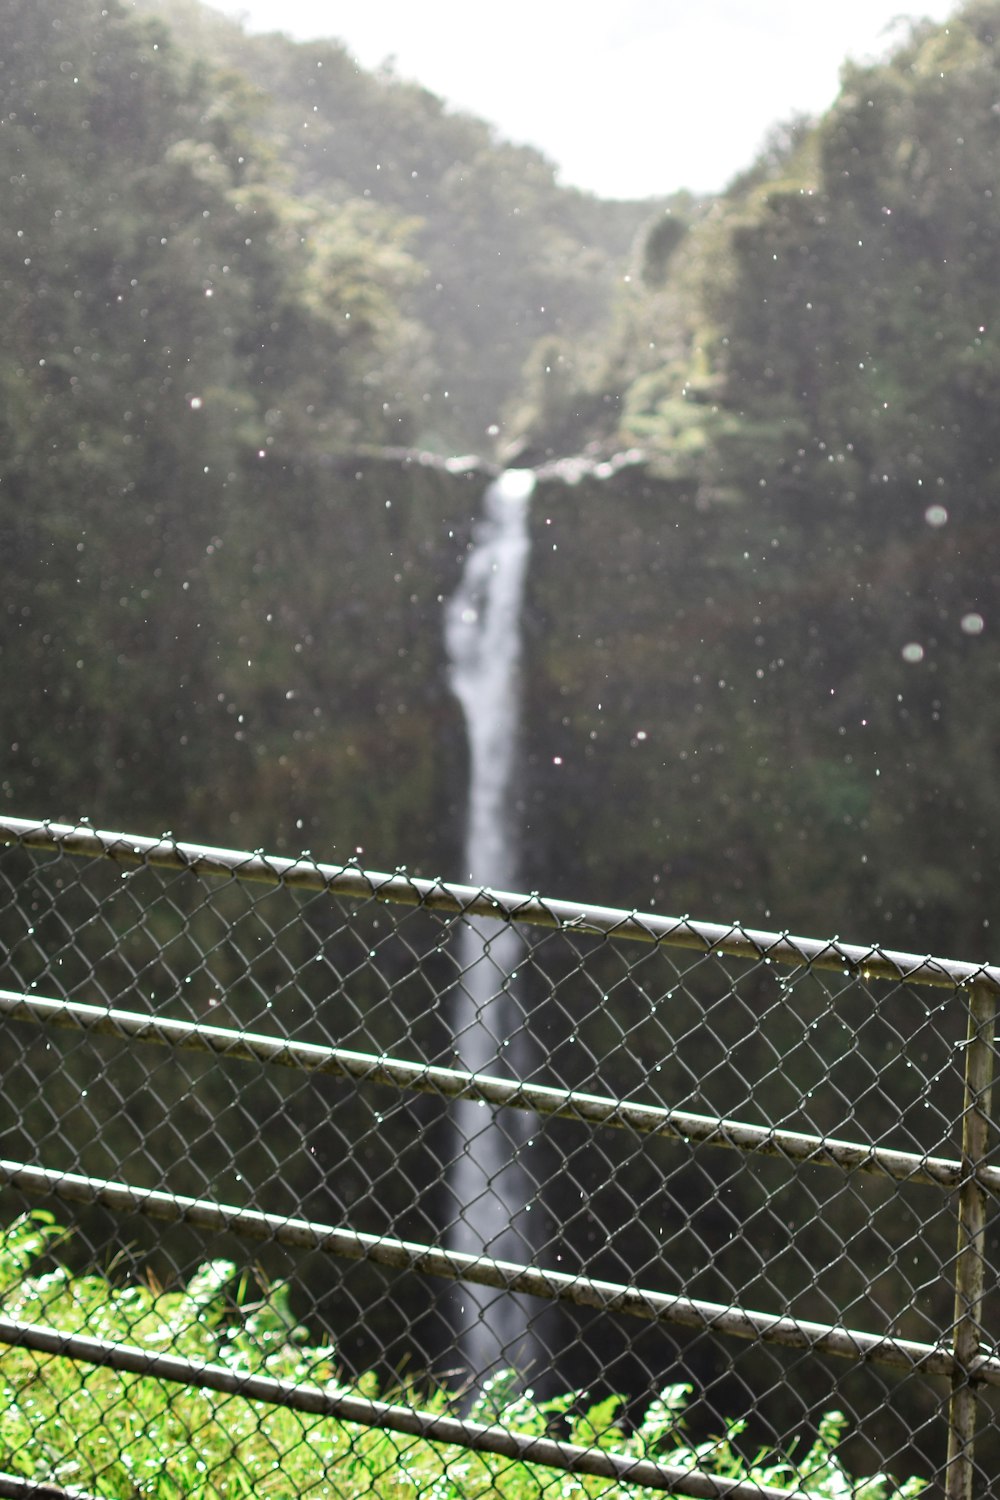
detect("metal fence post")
[946,980,997,1500]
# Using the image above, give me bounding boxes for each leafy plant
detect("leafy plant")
[0,1214,926,1498]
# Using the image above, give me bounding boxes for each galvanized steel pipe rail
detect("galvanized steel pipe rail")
[0,986,992,1195]
[0,1315,804,1500]
[0,1473,103,1500]
[3,816,998,992]
[2,1156,996,1391]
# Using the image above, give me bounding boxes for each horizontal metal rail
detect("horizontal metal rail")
[0,1475,103,1500]
[4,1156,995,1389]
[0,1317,801,1500]
[1,988,986,1194]
[3,816,997,993]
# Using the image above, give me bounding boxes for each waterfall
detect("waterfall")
[444,468,538,1381]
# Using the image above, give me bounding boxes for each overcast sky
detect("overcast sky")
[215,1,959,199]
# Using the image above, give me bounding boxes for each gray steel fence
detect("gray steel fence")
[0,815,996,1498]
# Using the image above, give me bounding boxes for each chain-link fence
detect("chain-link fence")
[0,815,996,1499]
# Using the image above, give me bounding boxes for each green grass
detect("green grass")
[0,1213,925,1499]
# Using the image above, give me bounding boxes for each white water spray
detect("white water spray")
[444,468,538,1380]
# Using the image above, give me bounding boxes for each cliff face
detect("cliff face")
[523,463,998,968]
[522,469,826,927]
[5,452,479,874]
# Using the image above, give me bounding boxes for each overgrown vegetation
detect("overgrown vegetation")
[0,1214,925,1498]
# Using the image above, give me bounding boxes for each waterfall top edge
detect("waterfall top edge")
[491,469,537,503]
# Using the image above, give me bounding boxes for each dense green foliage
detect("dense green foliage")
[135,0,659,451]
[518,0,1000,961]
[0,1213,925,1498]
[0,0,651,866]
[0,0,478,862]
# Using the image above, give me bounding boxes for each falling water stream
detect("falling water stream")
[444,468,538,1380]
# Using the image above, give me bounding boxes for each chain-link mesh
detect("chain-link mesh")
[0,816,996,1498]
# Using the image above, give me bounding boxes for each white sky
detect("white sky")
[217,0,959,199]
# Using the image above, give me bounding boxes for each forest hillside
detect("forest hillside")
[4,0,1000,959]
[137,0,669,450]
